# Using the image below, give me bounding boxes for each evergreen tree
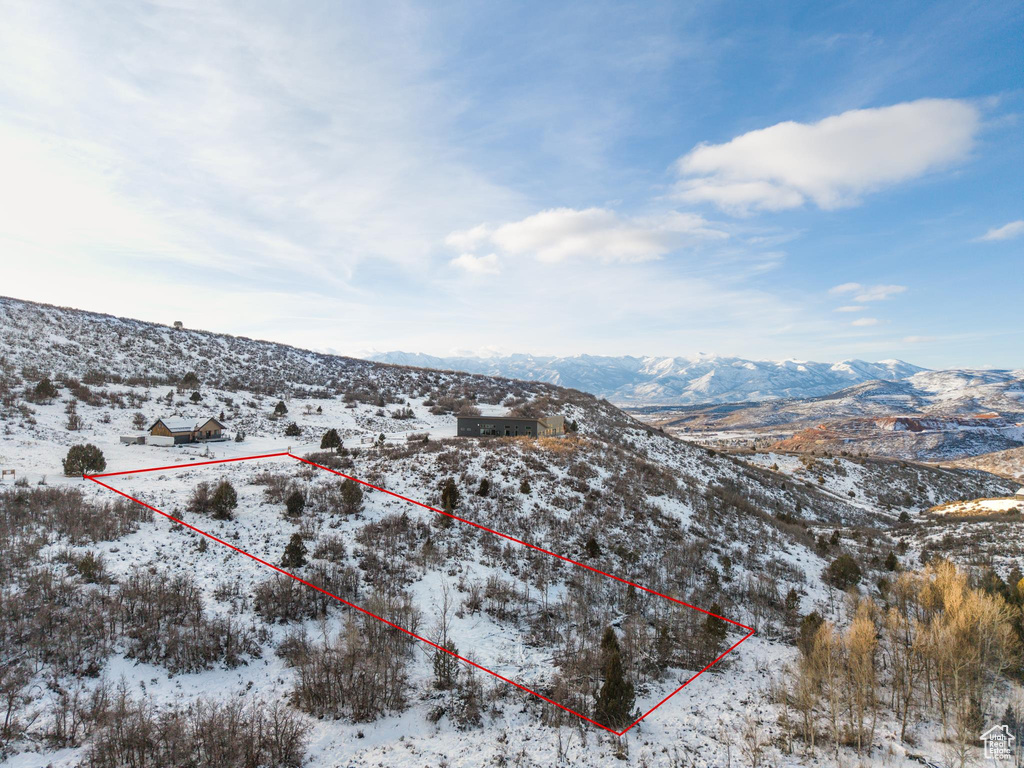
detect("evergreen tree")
[284,422,301,437]
[281,533,307,568]
[274,400,288,416]
[797,611,824,657]
[594,627,635,729]
[210,480,238,520]
[703,602,728,656]
[177,372,200,393]
[585,535,601,558]
[33,377,58,402]
[62,444,106,476]
[190,391,202,403]
[285,490,305,518]
[477,478,490,497]
[316,405,323,414]
[823,554,862,590]
[441,478,460,514]
[320,428,342,452]
[340,478,364,515]
[519,478,531,494]
[433,639,459,690]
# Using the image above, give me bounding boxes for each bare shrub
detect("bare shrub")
[83,684,308,768]
[289,590,419,721]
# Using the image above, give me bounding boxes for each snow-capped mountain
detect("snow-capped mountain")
[368,351,926,404]
[636,369,1024,462]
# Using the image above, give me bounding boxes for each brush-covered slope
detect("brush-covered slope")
[0,295,1017,768]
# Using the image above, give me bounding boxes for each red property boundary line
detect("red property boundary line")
[85,452,754,736]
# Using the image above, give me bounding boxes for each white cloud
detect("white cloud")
[445,224,493,252]
[829,282,863,295]
[903,335,936,343]
[829,283,906,302]
[834,305,865,312]
[852,317,879,326]
[977,220,1024,241]
[447,207,727,265]
[450,252,500,275]
[674,99,979,214]
[674,179,804,213]
[0,2,525,294]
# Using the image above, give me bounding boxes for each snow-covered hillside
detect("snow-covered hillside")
[369,351,926,405]
[1,297,1020,768]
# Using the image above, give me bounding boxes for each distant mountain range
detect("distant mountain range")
[368,352,927,405]
[638,368,1024,461]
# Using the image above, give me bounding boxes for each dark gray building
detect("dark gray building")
[457,414,565,438]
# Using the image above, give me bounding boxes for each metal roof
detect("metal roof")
[456,414,551,423]
[150,416,225,434]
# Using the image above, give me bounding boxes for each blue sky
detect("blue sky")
[1,0,1021,368]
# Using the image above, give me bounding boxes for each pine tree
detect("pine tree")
[274,400,288,416]
[703,602,728,656]
[320,428,342,452]
[477,478,490,497]
[284,422,301,437]
[441,478,460,514]
[281,533,307,568]
[190,391,202,402]
[285,490,305,518]
[823,554,862,590]
[797,611,824,657]
[594,627,634,729]
[585,535,601,558]
[433,639,459,690]
[62,444,106,476]
[210,480,238,520]
[177,372,200,393]
[340,478,364,515]
[33,377,58,402]
[519,478,531,494]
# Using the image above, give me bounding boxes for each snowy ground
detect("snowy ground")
[2,380,1018,768]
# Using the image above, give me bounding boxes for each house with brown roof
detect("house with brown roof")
[148,416,226,444]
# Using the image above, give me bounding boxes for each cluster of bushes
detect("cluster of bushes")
[253,562,360,623]
[82,685,308,768]
[282,591,421,722]
[0,562,262,742]
[1,487,150,570]
[113,569,262,673]
[188,480,238,520]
